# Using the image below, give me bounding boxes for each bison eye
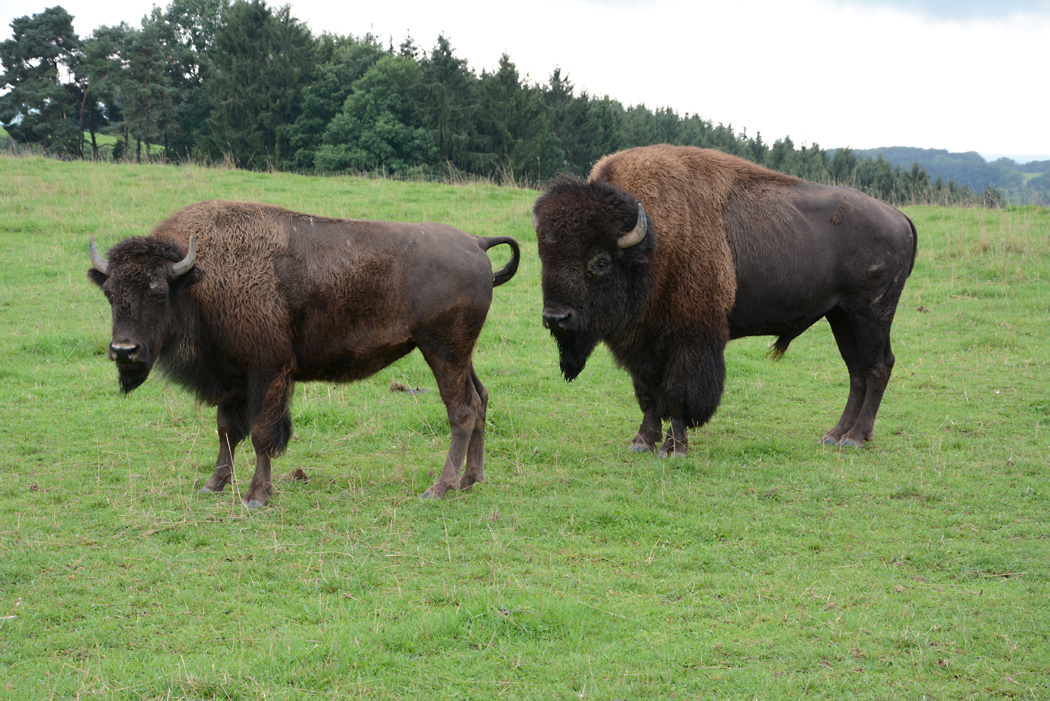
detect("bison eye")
[588,254,612,276]
[147,281,168,300]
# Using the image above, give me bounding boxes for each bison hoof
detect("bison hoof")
[658,447,688,459]
[244,498,267,509]
[629,440,655,453]
[458,475,482,491]
[199,477,230,493]
[821,434,865,448]
[658,435,688,458]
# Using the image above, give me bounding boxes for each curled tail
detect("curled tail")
[480,236,520,286]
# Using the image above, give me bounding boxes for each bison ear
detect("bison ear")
[617,203,647,249]
[88,268,107,288]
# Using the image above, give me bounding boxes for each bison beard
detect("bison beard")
[550,329,599,382]
[117,363,151,394]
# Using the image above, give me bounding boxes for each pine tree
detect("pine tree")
[419,35,476,173]
[0,6,83,156]
[201,0,315,169]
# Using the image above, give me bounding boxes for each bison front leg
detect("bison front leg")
[242,369,295,508]
[658,340,727,458]
[201,399,250,494]
[243,450,274,509]
[658,418,690,458]
[629,379,662,452]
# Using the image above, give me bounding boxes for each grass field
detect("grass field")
[1,155,1048,699]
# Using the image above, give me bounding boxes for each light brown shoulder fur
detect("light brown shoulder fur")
[151,200,296,365]
[589,145,789,328]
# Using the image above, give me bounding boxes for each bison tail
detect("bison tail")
[481,236,521,287]
[905,213,919,276]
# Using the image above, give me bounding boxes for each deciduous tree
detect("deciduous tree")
[315,55,433,174]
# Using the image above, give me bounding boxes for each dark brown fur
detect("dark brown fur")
[89,200,519,506]
[534,144,916,456]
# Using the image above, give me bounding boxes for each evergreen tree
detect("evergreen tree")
[474,55,563,183]
[745,130,767,166]
[201,0,315,168]
[419,35,476,173]
[0,6,83,156]
[473,54,521,179]
[121,17,178,162]
[586,96,626,164]
[768,136,796,173]
[830,147,857,186]
[543,69,619,176]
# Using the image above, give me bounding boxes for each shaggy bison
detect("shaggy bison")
[533,144,916,456]
[89,200,519,506]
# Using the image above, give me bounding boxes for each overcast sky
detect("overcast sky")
[3,0,1047,161]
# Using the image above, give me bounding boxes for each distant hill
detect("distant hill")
[981,154,1050,165]
[849,147,1050,206]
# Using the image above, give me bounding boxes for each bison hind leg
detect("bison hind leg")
[823,308,896,448]
[458,367,488,491]
[420,352,485,499]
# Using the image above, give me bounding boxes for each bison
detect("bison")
[533,144,916,456]
[89,200,519,506]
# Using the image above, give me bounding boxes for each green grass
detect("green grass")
[1,155,1048,698]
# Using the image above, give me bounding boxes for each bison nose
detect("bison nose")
[542,308,577,333]
[109,342,142,364]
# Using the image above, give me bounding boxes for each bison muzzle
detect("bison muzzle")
[533,145,916,456]
[89,200,520,507]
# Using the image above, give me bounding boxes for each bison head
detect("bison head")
[88,236,197,393]
[533,179,656,381]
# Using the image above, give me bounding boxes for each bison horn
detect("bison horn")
[89,236,109,276]
[169,236,197,278]
[617,204,647,249]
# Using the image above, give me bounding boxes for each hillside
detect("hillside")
[850,147,1050,205]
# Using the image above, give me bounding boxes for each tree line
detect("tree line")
[1,2,1002,207]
